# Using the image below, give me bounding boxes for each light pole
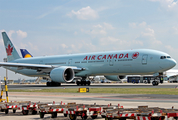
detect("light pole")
[3,58,8,80]
[0,76,1,92]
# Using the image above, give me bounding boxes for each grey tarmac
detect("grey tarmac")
[2,83,178,90]
[1,83,178,119]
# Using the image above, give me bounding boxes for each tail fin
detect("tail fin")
[20,49,33,58]
[2,32,21,61]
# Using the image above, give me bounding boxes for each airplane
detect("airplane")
[0,32,176,86]
[20,49,33,58]
[19,49,109,83]
[163,69,178,82]
[164,69,178,78]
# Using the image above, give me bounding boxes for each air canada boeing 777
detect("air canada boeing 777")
[0,32,176,86]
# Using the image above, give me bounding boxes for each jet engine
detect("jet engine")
[50,67,74,83]
[104,75,126,81]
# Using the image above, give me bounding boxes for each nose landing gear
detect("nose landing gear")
[152,80,159,86]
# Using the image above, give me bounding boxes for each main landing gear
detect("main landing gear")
[76,80,91,86]
[76,77,91,86]
[46,81,61,86]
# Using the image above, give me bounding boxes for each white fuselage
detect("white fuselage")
[6,49,176,77]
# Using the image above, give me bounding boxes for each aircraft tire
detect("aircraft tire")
[84,81,86,86]
[48,82,61,86]
[47,82,51,86]
[51,82,56,86]
[76,81,91,86]
[152,81,156,86]
[81,81,84,86]
[56,82,61,86]
[76,81,80,86]
[155,81,159,86]
[86,81,91,86]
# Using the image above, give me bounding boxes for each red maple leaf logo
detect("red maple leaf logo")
[6,44,13,56]
[132,52,139,59]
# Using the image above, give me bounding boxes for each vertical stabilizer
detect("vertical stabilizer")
[20,49,33,58]
[2,32,20,61]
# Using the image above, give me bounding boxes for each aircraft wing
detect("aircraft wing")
[0,62,84,73]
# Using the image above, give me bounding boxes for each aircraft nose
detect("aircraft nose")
[170,59,177,68]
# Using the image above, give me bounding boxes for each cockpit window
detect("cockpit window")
[160,56,171,59]
[160,56,166,59]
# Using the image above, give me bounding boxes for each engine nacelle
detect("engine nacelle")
[50,67,74,83]
[104,75,126,81]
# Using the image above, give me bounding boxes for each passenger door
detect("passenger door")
[109,59,114,66]
[142,55,148,65]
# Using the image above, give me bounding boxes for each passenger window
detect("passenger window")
[167,56,171,58]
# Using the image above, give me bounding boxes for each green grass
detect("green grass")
[8,88,178,95]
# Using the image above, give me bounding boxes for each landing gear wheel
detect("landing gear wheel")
[84,82,86,86]
[56,82,61,86]
[156,81,159,85]
[152,81,159,86]
[47,82,61,86]
[152,81,155,86]
[77,81,80,86]
[47,82,51,86]
[69,114,77,120]
[81,81,85,86]
[86,81,91,86]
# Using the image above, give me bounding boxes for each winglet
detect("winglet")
[20,49,33,58]
[2,32,21,61]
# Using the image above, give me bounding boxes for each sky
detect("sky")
[0,0,178,80]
